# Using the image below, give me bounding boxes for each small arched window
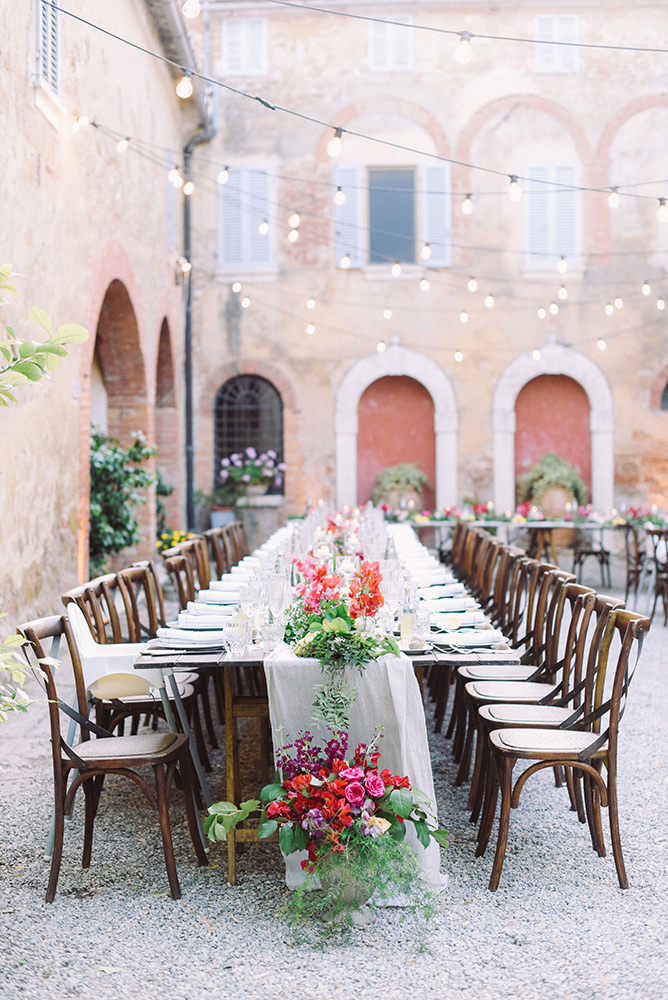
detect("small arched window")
[214,375,284,492]
[661,383,668,411]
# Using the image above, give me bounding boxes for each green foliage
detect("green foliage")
[155,468,173,537]
[203,799,260,842]
[89,429,155,575]
[0,263,88,716]
[517,451,588,507]
[370,462,432,506]
[0,264,88,407]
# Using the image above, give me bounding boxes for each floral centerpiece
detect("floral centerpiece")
[155,528,196,553]
[205,731,447,929]
[219,447,286,498]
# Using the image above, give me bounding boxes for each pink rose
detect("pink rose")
[339,767,364,781]
[364,774,386,798]
[344,782,366,806]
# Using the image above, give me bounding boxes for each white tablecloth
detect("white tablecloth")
[263,648,443,890]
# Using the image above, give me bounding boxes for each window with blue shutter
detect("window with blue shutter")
[525,165,578,266]
[218,169,272,271]
[222,18,268,76]
[534,16,580,74]
[38,0,59,94]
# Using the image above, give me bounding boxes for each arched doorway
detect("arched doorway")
[493,344,613,512]
[515,375,591,494]
[155,318,180,528]
[357,376,436,508]
[335,344,458,509]
[92,280,153,558]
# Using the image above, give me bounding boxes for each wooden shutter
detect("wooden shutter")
[555,166,578,257]
[393,16,414,71]
[526,166,578,263]
[420,164,452,267]
[246,170,271,267]
[244,20,268,76]
[368,15,413,71]
[222,19,267,76]
[222,20,244,75]
[368,20,390,71]
[559,17,580,73]
[333,165,365,268]
[534,15,579,73]
[526,166,550,262]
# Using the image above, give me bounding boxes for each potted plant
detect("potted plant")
[370,463,432,510]
[516,452,588,516]
[219,447,287,504]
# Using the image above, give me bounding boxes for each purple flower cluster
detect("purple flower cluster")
[275,730,349,780]
[300,808,328,839]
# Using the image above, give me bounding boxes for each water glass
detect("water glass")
[222,619,250,657]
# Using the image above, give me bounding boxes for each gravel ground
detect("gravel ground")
[1,556,667,1000]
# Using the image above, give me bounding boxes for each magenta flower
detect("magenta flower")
[364,773,386,798]
[339,766,364,781]
[344,782,366,806]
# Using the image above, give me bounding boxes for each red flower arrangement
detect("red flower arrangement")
[348,560,384,619]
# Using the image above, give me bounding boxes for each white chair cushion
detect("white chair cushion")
[458,664,536,681]
[479,703,575,726]
[465,680,558,702]
[490,728,604,755]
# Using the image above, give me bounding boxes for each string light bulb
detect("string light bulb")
[454,349,463,363]
[614,296,623,309]
[327,127,343,158]
[377,341,386,353]
[642,281,651,296]
[508,175,522,202]
[467,276,478,292]
[217,166,229,185]
[459,311,469,324]
[176,71,194,100]
[532,349,541,361]
[116,137,129,153]
[605,302,614,316]
[258,220,269,235]
[391,262,402,276]
[461,193,473,215]
[537,307,547,319]
[334,186,346,206]
[420,277,430,292]
[241,296,251,309]
[658,298,666,311]
[183,180,194,196]
[549,301,559,315]
[182,0,200,17]
[658,198,668,223]
[454,31,473,64]
[340,253,351,269]
[420,243,432,261]
[306,323,316,335]
[557,256,567,274]
[287,228,299,242]
[231,282,242,293]
[288,212,300,228]
[607,188,620,209]
[558,284,568,301]
[597,338,607,351]
[179,257,191,274]
[307,298,316,310]
[383,307,392,319]
[484,294,495,308]
[168,168,183,188]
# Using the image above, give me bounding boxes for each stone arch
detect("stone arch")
[595,94,668,162]
[315,97,452,162]
[492,344,613,512]
[335,344,458,508]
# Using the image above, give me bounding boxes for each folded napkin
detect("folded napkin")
[186,601,236,616]
[155,626,226,647]
[209,579,244,592]
[435,628,505,647]
[177,612,232,628]
[431,610,486,628]
[197,589,240,604]
[417,583,466,599]
[420,597,477,612]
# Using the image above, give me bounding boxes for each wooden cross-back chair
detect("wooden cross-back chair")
[483,608,650,891]
[204,527,232,579]
[162,536,212,591]
[17,614,207,902]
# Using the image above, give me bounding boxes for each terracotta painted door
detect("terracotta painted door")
[515,374,591,490]
[357,376,436,509]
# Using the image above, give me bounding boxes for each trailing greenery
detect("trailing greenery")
[89,430,155,575]
[0,262,88,717]
[370,462,432,506]
[155,468,173,538]
[516,451,588,507]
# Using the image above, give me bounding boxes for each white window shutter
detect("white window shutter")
[219,171,244,268]
[39,0,59,93]
[222,19,267,76]
[245,20,268,76]
[559,16,580,73]
[555,166,577,257]
[392,16,414,71]
[246,170,271,267]
[333,165,365,268]
[534,16,557,73]
[526,166,550,262]
[368,20,389,71]
[420,164,452,267]
[222,20,243,75]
